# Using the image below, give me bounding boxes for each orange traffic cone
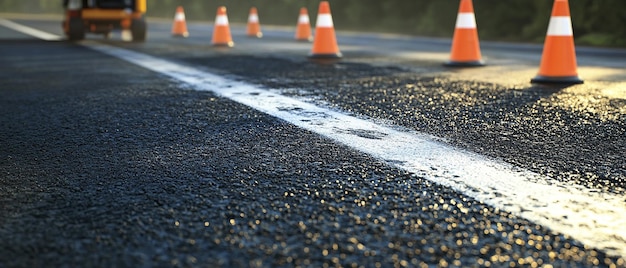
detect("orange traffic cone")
[211,6,234,47]
[171,6,189,38]
[246,7,263,38]
[531,0,583,84]
[445,0,484,67]
[309,1,341,58]
[295,7,313,41]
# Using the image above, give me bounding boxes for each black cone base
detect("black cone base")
[444,60,485,67]
[308,53,342,59]
[211,42,234,48]
[531,75,583,85]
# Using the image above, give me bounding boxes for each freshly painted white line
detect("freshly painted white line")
[88,44,626,258]
[8,21,626,258]
[0,18,62,41]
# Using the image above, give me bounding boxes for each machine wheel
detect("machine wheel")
[131,17,147,42]
[67,17,85,41]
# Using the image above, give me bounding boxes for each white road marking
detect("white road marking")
[0,18,62,41]
[4,20,626,258]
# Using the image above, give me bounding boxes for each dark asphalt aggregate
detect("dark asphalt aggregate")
[0,39,624,267]
[178,54,626,195]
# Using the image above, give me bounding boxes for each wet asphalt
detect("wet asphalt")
[1,19,625,267]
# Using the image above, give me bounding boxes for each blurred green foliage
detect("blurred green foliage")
[1,0,625,47]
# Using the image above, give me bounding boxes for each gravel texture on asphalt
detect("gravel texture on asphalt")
[1,41,624,267]
[181,55,626,196]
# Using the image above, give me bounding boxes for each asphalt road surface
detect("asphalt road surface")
[1,14,625,267]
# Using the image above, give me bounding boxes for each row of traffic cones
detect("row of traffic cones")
[172,6,314,46]
[447,0,582,84]
[173,3,338,58]
[172,0,583,84]
[248,7,313,41]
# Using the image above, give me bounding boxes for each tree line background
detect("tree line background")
[2,0,625,47]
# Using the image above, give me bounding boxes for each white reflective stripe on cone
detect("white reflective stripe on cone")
[316,14,333,28]
[298,15,310,24]
[215,15,229,26]
[547,16,573,36]
[175,13,185,21]
[248,14,259,23]
[455,13,476,29]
